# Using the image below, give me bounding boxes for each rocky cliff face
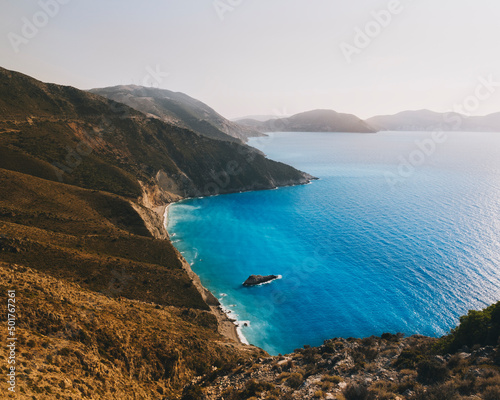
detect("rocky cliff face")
[196,329,500,399]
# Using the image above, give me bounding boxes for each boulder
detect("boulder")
[243,275,279,286]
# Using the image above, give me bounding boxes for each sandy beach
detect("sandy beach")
[163,203,243,345]
[180,254,243,344]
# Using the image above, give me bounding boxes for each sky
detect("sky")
[1,0,500,119]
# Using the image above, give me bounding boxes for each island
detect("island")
[243,274,280,286]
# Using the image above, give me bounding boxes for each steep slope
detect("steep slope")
[0,67,312,204]
[0,168,206,309]
[90,85,263,142]
[0,262,264,399]
[0,166,269,398]
[238,109,376,133]
[0,66,312,398]
[367,109,500,132]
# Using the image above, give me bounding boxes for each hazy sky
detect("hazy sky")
[2,0,500,119]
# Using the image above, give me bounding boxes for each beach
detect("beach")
[163,204,244,345]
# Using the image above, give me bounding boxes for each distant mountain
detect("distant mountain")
[238,109,376,133]
[232,114,286,122]
[467,112,500,131]
[90,85,263,142]
[367,109,500,132]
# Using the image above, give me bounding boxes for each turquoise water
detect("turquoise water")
[167,131,500,355]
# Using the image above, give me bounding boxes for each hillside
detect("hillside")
[0,166,268,399]
[1,67,498,400]
[238,109,376,133]
[0,66,311,398]
[0,262,266,399]
[90,85,263,142]
[0,67,311,203]
[198,302,500,399]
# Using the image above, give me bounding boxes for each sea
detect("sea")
[167,131,500,355]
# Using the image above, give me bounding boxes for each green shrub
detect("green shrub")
[343,383,372,400]
[394,349,425,370]
[438,301,500,353]
[286,373,304,389]
[412,383,458,400]
[483,385,500,400]
[416,359,449,384]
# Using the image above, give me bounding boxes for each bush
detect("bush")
[438,301,500,353]
[412,383,458,400]
[238,380,274,399]
[483,385,500,400]
[181,385,203,400]
[394,350,425,370]
[286,373,304,389]
[416,359,449,384]
[381,333,400,341]
[322,374,343,384]
[343,383,372,400]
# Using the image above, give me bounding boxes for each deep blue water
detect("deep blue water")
[167,131,500,355]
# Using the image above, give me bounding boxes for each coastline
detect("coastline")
[160,179,316,347]
[163,204,245,345]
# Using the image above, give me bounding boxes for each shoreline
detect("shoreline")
[163,204,246,345]
[160,179,316,347]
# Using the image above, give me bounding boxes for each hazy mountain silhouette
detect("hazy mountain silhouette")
[238,109,376,133]
[90,85,263,142]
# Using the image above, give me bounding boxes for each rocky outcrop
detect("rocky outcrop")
[243,274,279,286]
[201,334,500,400]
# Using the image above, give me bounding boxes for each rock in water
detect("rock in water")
[243,275,279,286]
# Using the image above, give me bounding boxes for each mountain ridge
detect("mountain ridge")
[0,66,312,204]
[367,109,500,132]
[238,109,376,133]
[89,84,264,143]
